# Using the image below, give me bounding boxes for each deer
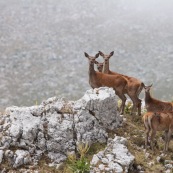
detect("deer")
[98,51,144,116]
[144,84,173,112]
[84,52,128,114]
[143,111,173,152]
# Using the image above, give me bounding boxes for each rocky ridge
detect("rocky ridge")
[0,87,134,172]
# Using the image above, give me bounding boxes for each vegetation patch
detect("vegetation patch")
[115,105,173,173]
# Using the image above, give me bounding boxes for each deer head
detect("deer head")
[144,84,153,93]
[94,61,104,72]
[84,52,99,65]
[98,51,114,64]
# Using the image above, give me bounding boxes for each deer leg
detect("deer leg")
[150,130,156,151]
[127,94,136,115]
[117,92,126,115]
[145,127,150,149]
[164,129,172,152]
[137,99,142,116]
[128,95,140,115]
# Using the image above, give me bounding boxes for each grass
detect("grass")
[66,142,90,173]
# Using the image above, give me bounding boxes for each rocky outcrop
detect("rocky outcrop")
[0,87,123,169]
[90,135,135,173]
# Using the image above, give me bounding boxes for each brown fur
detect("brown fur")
[84,52,128,114]
[143,111,173,152]
[144,84,173,112]
[98,51,144,116]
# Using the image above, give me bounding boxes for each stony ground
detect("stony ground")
[1,108,173,173]
[116,112,173,173]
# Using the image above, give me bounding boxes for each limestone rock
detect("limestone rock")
[0,150,4,163]
[0,87,122,168]
[90,135,135,173]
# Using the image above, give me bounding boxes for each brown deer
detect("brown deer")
[143,111,173,152]
[84,52,128,114]
[98,51,144,116]
[144,84,173,112]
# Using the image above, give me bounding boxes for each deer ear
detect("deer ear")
[149,84,153,88]
[95,53,99,58]
[98,51,104,57]
[84,52,89,58]
[110,51,114,56]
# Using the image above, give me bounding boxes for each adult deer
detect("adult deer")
[143,111,173,152]
[84,52,128,114]
[98,51,144,116]
[144,84,173,112]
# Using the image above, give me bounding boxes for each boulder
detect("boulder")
[90,135,135,173]
[0,87,123,168]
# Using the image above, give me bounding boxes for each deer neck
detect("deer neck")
[88,62,96,78]
[103,60,109,74]
[145,91,152,103]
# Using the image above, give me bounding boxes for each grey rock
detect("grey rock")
[0,150,4,163]
[0,87,122,168]
[13,150,31,168]
[90,135,134,173]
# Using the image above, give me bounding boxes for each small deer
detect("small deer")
[144,84,173,112]
[143,111,173,152]
[84,52,128,114]
[98,51,144,116]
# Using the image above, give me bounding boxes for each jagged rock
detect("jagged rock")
[13,150,31,168]
[0,150,4,163]
[0,87,122,168]
[90,135,135,173]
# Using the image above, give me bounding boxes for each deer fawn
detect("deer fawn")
[98,51,144,116]
[84,52,128,114]
[143,111,173,152]
[144,84,173,112]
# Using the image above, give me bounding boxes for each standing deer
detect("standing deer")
[143,111,173,152]
[84,52,128,114]
[98,51,144,116]
[144,84,173,112]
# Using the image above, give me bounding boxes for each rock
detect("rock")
[148,161,154,167]
[145,152,150,159]
[13,150,31,168]
[101,157,109,164]
[98,164,105,171]
[90,155,100,165]
[0,87,122,168]
[165,164,173,169]
[165,169,171,173]
[165,160,173,164]
[156,156,161,163]
[90,135,135,173]
[0,150,4,163]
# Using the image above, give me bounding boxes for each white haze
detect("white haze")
[0,0,173,109]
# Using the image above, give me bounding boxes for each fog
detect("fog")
[0,0,173,109]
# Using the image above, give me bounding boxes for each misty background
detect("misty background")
[0,0,173,110]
